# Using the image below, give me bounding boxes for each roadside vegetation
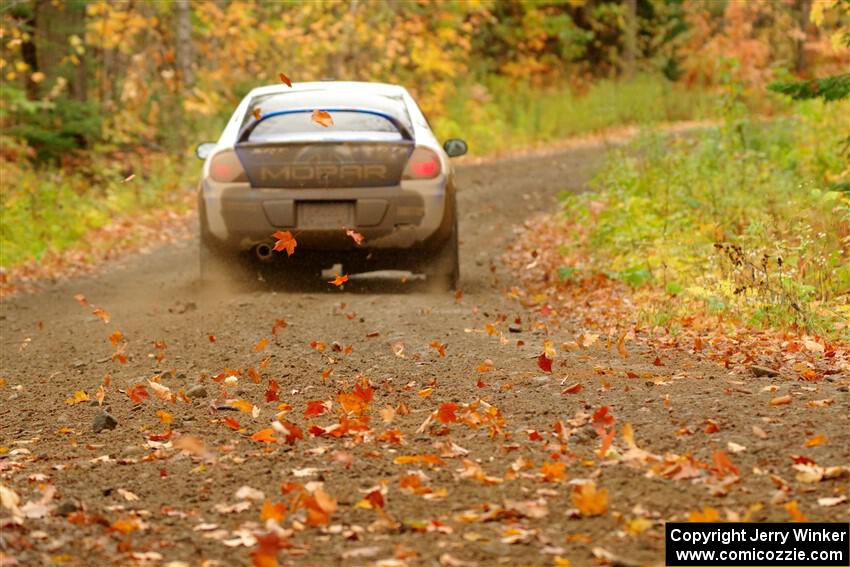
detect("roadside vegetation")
[556,97,849,338]
[505,2,850,340]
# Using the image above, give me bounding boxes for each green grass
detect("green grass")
[434,74,721,155]
[0,150,198,268]
[558,98,850,337]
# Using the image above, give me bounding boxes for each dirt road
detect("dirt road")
[1,142,847,566]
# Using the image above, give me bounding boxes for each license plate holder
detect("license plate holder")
[297,202,354,229]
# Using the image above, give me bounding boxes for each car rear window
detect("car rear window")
[248,111,401,142]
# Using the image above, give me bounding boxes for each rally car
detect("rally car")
[195,81,467,289]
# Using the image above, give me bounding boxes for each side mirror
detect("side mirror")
[196,142,216,160]
[443,138,467,158]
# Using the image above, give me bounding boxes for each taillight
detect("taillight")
[209,150,247,183]
[403,147,441,180]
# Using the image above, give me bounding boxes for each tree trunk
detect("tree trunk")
[20,5,39,100]
[175,0,194,87]
[795,0,811,76]
[623,0,637,79]
[68,1,87,102]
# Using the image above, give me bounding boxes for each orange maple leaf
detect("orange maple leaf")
[252,108,262,121]
[311,109,333,127]
[436,403,458,424]
[572,481,609,516]
[272,231,297,256]
[254,338,268,352]
[251,428,277,443]
[93,307,110,323]
[329,274,349,286]
[108,330,124,346]
[540,461,566,482]
[304,400,328,418]
[279,72,292,87]
[260,500,286,522]
[127,384,148,404]
[712,450,740,477]
[265,378,280,402]
[73,293,88,306]
[223,417,241,430]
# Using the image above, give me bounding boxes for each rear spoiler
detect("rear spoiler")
[236,108,414,145]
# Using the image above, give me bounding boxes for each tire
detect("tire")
[420,210,459,291]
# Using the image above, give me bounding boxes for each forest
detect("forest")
[1,2,849,567]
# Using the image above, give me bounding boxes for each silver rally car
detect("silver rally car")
[195,81,467,289]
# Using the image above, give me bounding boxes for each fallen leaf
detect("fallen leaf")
[537,353,553,373]
[108,331,124,346]
[251,428,277,443]
[540,462,566,482]
[311,109,333,127]
[272,231,297,256]
[688,506,720,522]
[279,72,292,87]
[436,403,458,424]
[173,435,208,458]
[329,275,349,286]
[271,319,287,336]
[430,340,446,357]
[561,383,582,395]
[818,495,847,507]
[571,482,608,516]
[93,307,110,323]
[260,500,285,522]
[804,434,827,447]
[345,229,365,245]
[265,379,280,402]
[64,390,89,405]
[254,338,268,352]
[127,384,149,404]
[252,108,262,120]
[784,500,806,522]
[770,394,792,406]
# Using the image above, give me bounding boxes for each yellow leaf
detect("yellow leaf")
[65,390,89,404]
[625,517,652,536]
[688,506,720,522]
[156,410,173,425]
[231,399,254,413]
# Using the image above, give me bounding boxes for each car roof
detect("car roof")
[247,81,408,98]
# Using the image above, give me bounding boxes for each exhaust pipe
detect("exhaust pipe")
[255,242,274,262]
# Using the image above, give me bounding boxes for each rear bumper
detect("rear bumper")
[199,177,454,252]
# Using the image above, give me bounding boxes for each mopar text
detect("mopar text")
[259,164,388,182]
